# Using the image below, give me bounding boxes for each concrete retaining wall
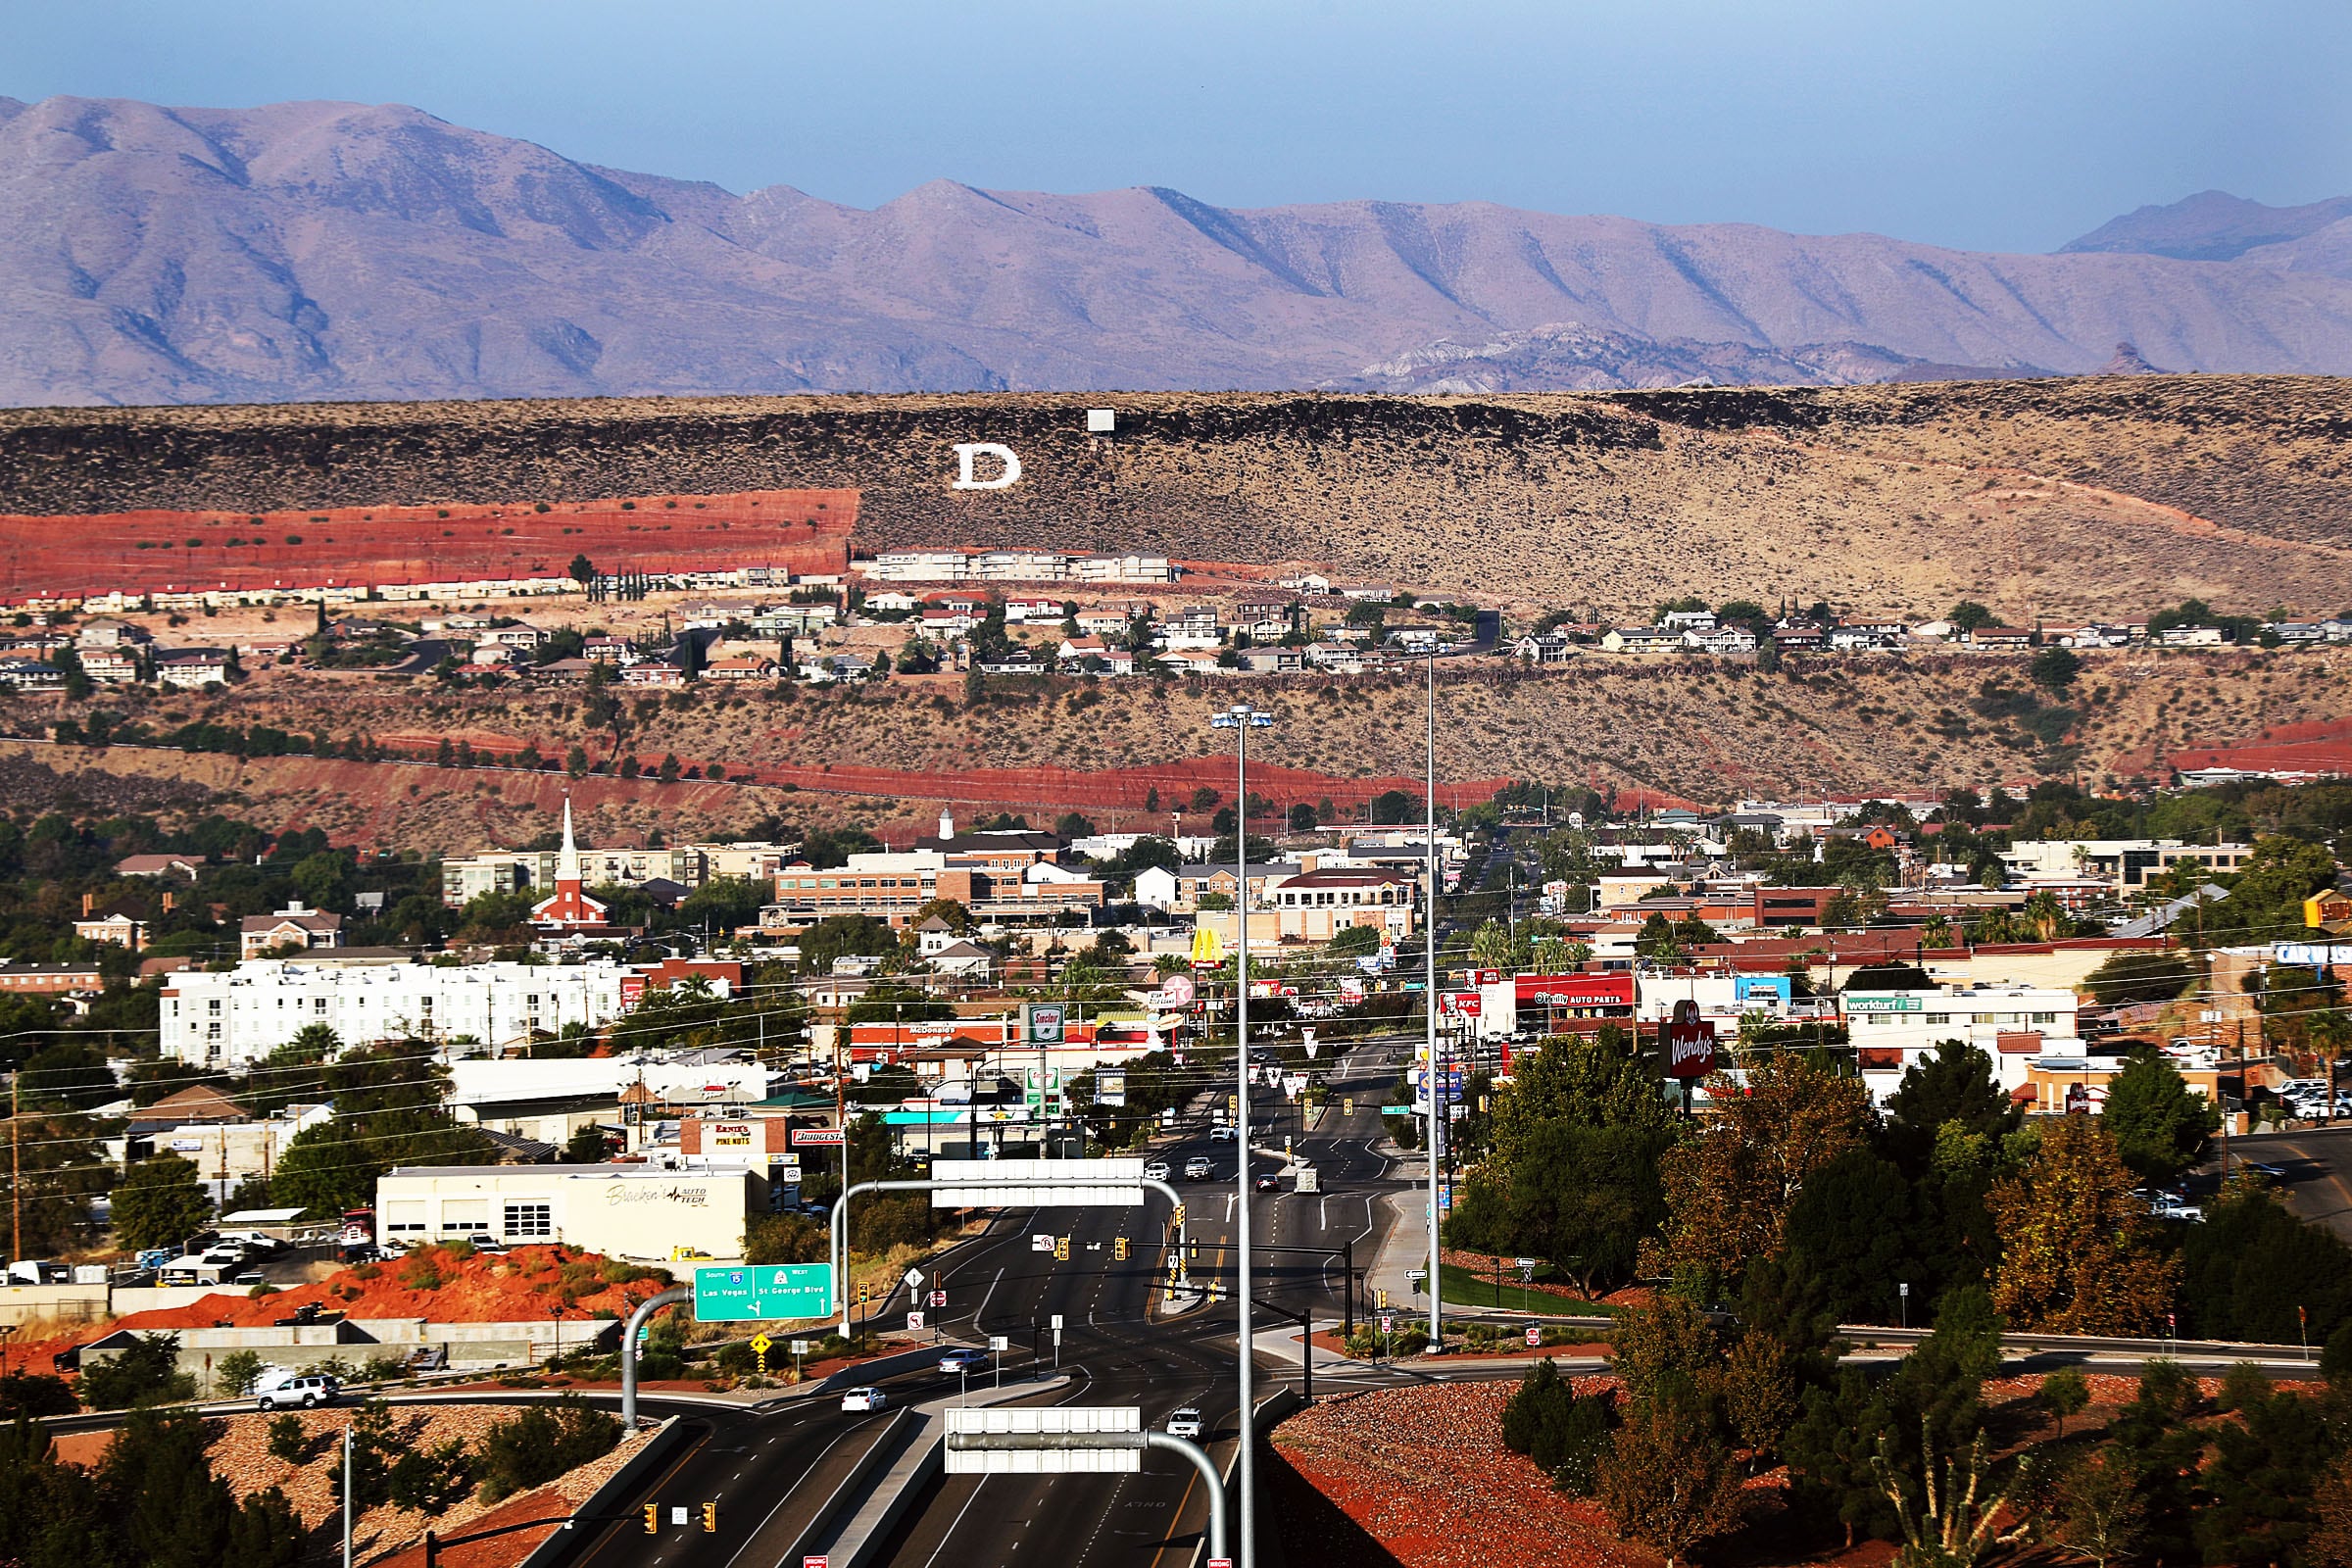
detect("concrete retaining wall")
[0,1284,109,1325]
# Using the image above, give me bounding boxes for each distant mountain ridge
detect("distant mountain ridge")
[3,94,2352,405]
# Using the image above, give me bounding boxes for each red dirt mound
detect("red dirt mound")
[46,1246,675,1357]
[0,489,855,600]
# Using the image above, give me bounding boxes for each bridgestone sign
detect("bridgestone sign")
[930,1157,1146,1208]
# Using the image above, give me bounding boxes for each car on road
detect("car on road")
[2151,1196,2204,1222]
[840,1387,888,1412]
[2244,1161,2289,1178]
[1165,1407,1204,1438]
[1207,1126,1238,1143]
[939,1348,989,1374]
[1142,1159,1172,1182]
[1184,1156,1214,1180]
[1253,1174,1281,1194]
[254,1372,339,1411]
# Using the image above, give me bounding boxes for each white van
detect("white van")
[254,1369,340,1410]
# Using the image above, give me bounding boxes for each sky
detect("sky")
[10,0,2351,253]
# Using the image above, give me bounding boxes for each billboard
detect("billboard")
[1097,1067,1127,1107]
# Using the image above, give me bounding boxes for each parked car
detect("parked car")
[1142,1160,1172,1182]
[2152,1196,2204,1222]
[1184,1156,1214,1181]
[254,1372,339,1411]
[840,1387,888,1412]
[938,1348,989,1374]
[1165,1407,1204,1438]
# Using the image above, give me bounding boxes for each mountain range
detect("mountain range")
[5,94,2352,406]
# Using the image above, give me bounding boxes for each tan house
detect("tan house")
[240,901,346,959]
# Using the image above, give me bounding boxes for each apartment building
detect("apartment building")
[162,956,637,1068]
[1841,983,2083,1104]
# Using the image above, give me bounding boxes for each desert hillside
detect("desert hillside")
[4,645,2340,853]
[0,377,2346,625]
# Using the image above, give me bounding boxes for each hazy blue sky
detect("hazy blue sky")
[11,0,2349,252]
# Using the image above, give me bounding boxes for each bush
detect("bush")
[267,1413,309,1464]
[403,1258,445,1292]
[216,1348,267,1396]
[388,1440,476,1510]
[477,1394,621,1500]
[80,1333,197,1409]
[1500,1357,1615,1494]
[0,1370,79,1418]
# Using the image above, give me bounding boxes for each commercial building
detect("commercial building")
[374,1164,765,1261]
[1840,983,2086,1105]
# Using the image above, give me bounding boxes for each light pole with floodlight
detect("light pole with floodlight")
[1209,701,1274,1568]
[1424,654,1444,1349]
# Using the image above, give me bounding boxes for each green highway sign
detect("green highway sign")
[693,1263,833,1322]
[1381,1104,1412,1115]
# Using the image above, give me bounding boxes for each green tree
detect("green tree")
[568,553,596,584]
[2101,1050,2220,1183]
[1947,602,1995,633]
[2031,645,2083,693]
[2179,1176,2352,1343]
[1885,1040,2020,1165]
[79,1335,198,1410]
[111,1153,213,1251]
[2082,949,2199,1007]
[1596,1396,1746,1568]
[2028,1365,2091,1447]
[213,1349,266,1398]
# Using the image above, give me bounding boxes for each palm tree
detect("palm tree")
[1470,919,1512,971]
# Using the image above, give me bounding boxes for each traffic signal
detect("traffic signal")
[642,1504,659,1535]
[1054,1236,1070,1261]
[1114,1237,1129,1260]
[858,1280,872,1303]
[701,1502,717,1534]
[1170,1203,1186,1228]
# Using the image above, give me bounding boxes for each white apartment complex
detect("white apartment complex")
[1998,839,2256,893]
[162,956,637,1068]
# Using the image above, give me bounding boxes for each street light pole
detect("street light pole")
[1425,654,1443,1350]
[1210,701,1274,1568]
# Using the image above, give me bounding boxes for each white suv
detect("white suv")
[1165,1407,1204,1438]
[255,1373,339,1411]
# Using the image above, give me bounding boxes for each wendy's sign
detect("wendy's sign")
[1663,999,1718,1080]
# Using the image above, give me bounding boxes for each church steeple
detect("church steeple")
[558,796,583,889]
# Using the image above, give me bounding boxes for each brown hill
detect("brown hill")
[4,643,2342,851]
[0,376,2345,623]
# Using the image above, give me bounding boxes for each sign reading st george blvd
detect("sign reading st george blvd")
[694,1263,834,1322]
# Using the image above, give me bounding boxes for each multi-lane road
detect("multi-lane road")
[547,1037,1411,1568]
[869,1040,1407,1567]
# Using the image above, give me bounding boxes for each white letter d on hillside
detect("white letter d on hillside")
[952,442,1021,490]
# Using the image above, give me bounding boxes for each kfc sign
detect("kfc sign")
[1663,999,1718,1080]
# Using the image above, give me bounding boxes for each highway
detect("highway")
[866,1038,1407,1568]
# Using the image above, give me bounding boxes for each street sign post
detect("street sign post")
[906,1311,925,1332]
[751,1332,772,1374]
[693,1264,833,1322]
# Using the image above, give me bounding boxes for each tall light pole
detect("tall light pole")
[1424,655,1443,1349]
[1209,701,1273,1568]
